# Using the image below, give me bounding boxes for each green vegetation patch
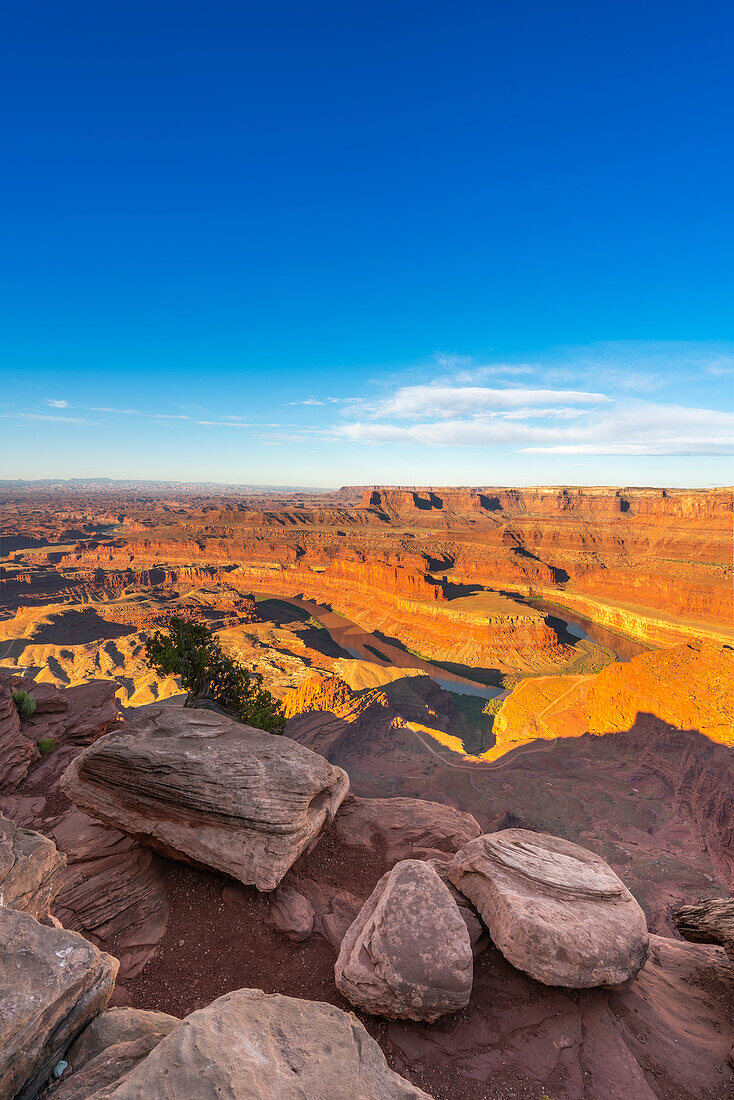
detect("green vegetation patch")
[447,692,495,755]
[482,696,504,718]
[37,737,55,755]
[145,617,285,734]
[12,689,36,720]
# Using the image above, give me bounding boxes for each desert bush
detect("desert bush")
[144,617,285,734]
[12,689,36,720]
[37,737,55,755]
[482,696,504,717]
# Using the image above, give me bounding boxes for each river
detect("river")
[255,594,505,699]
[257,589,646,701]
[512,596,648,662]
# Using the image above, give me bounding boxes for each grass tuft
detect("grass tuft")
[12,689,36,720]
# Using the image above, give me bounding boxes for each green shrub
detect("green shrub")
[144,617,285,734]
[37,737,55,755]
[12,689,36,720]
[482,696,504,717]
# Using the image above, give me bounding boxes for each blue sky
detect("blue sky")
[2,2,733,487]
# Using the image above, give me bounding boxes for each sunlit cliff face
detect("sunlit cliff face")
[1,485,731,731]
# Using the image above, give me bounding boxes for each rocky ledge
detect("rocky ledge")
[1,672,731,1099]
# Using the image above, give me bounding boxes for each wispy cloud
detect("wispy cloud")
[364,384,609,420]
[89,407,192,420]
[3,413,88,423]
[46,398,69,408]
[332,401,734,455]
[315,343,734,457]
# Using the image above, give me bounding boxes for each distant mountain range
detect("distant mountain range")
[0,478,326,493]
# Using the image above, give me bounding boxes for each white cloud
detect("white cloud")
[46,398,69,408]
[332,400,734,455]
[367,384,609,420]
[4,413,87,423]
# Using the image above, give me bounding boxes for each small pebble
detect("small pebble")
[53,1060,68,1079]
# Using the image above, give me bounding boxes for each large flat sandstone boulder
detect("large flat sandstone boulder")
[70,988,433,1098]
[0,811,66,920]
[61,706,349,892]
[0,906,118,1100]
[335,858,473,1021]
[450,829,649,988]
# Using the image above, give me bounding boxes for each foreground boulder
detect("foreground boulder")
[61,706,349,892]
[64,988,433,1098]
[65,1007,180,1073]
[335,793,482,861]
[428,857,488,958]
[335,859,473,1021]
[0,811,65,920]
[268,884,315,942]
[673,897,734,963]
[0,906,117,1100]
[450,829,649,988]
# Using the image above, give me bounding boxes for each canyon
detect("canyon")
[0,481,732,1098]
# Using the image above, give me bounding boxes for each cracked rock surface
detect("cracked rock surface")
[0,906,117,1100]
[335,858,473,1021]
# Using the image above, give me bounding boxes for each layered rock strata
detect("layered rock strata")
[673,897,734,964]
[61,705,349,891]
[450,829,649,987]
[0,811,65,920]
[0,677,38,788]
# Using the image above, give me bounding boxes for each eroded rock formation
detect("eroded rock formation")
[68,989,433,1099]
[65,1007,180,1075]
[450,829,649,988]
[0,906,117,1100]
[335,859,473,1021]
[0,811,65,920]
[673,897,734,964]
[61,705,349,892]
[492,641,734,756]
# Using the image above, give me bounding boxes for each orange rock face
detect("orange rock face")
[1,483,731,700]
[491,642,734,755]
